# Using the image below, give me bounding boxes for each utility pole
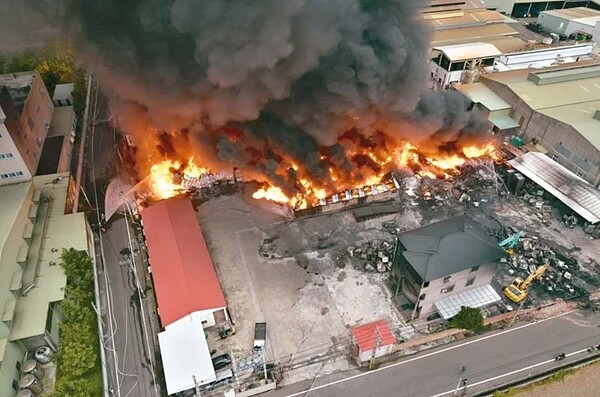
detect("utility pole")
[453,366,467,397]
[508,301,525,328]
[368,326,381,370]
[230,350,240,390]
[193,375,201,397]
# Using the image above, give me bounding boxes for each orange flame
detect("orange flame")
[146,138,498,208]
[149,158,207,199]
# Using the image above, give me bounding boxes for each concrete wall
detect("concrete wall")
[520,112,600,185]
[0,73,53,183]
[430,63,464,89]
[165,308,227,330]
[538,12,569,34]
[416,262,498,318]
[565,19,598,35]
[0,121,31,184]
[15,74,53,176]
[0,340,26,397]
[0,186,34,340]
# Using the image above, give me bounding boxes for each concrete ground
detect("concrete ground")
[197,193,413,385]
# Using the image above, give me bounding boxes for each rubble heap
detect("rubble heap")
[493,228,591,303]
[346,239,395,273]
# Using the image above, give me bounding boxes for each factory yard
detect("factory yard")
[193,162,600,386]
[197,193,410,384]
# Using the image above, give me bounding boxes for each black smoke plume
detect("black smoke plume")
[23,0,493,194]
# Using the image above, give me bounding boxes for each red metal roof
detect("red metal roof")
[141,198,226,327]
[351,320,396,352]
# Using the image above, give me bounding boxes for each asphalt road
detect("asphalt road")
[265,311,600,397]
[85,79,161,397]
[99,216,159,397]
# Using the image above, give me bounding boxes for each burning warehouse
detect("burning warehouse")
[34,0,500,203]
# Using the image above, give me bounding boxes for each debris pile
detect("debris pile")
[346,239,395,273]
[494,229,590,302]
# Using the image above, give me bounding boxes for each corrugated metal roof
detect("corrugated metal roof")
[9,173,88,342]
[141,198,226,327]
[433,42,502,61]
[454,82,512,111]
[398,214,505,282]
[351,319,396,352]
[435,284,501,320]
[509,152,600,224]
[431,23,518,45]
[482,62,600,150]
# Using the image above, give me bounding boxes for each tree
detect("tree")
[48,249,102,397]
[450,306,485,332]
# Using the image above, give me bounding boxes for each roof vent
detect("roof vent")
[594,109,600,121]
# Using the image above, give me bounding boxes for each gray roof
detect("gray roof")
[509,152,600,224]
[398,214,505,282]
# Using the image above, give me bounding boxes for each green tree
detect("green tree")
[48,249,102,397]
[450,306,485,332]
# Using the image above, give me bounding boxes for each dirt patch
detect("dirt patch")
[515,361,600,397]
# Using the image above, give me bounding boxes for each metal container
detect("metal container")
[16,390,34,397]
[19,374,42,395]
[34,346,53,364]
[22,359,44,380]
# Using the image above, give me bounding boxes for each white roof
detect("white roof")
[433,42,502,62]
[508,152,600,224]
[435,284,502,320]
[499,44,594,70]
[52,83,74,101]
[158,318,216,395]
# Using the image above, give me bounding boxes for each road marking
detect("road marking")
[277,310,576,397]
[427,348,588,397]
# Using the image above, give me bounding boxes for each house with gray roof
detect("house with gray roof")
[391,214,506,320]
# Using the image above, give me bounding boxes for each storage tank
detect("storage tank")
[22,359,44,380]
[34,346,53,364]
[16,390,35,397]
[19,374,43,396]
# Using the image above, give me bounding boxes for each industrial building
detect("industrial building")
[430,42,502,89]
[537,6,600,39]
[483,0,600,17]
[0,173,90,397]
[0,72,54,186]
[462,61,600,187]
[390,214,506,320]
[36,106,76,176]
[141,197,229,395]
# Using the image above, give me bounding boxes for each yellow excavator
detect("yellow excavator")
[503,264,549,304]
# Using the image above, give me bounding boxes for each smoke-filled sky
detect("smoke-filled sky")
[21,0,492,194]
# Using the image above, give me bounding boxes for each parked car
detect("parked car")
[212,353,232,371]
[526,23,544,33]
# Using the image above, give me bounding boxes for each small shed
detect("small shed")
[351,319,396,364]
